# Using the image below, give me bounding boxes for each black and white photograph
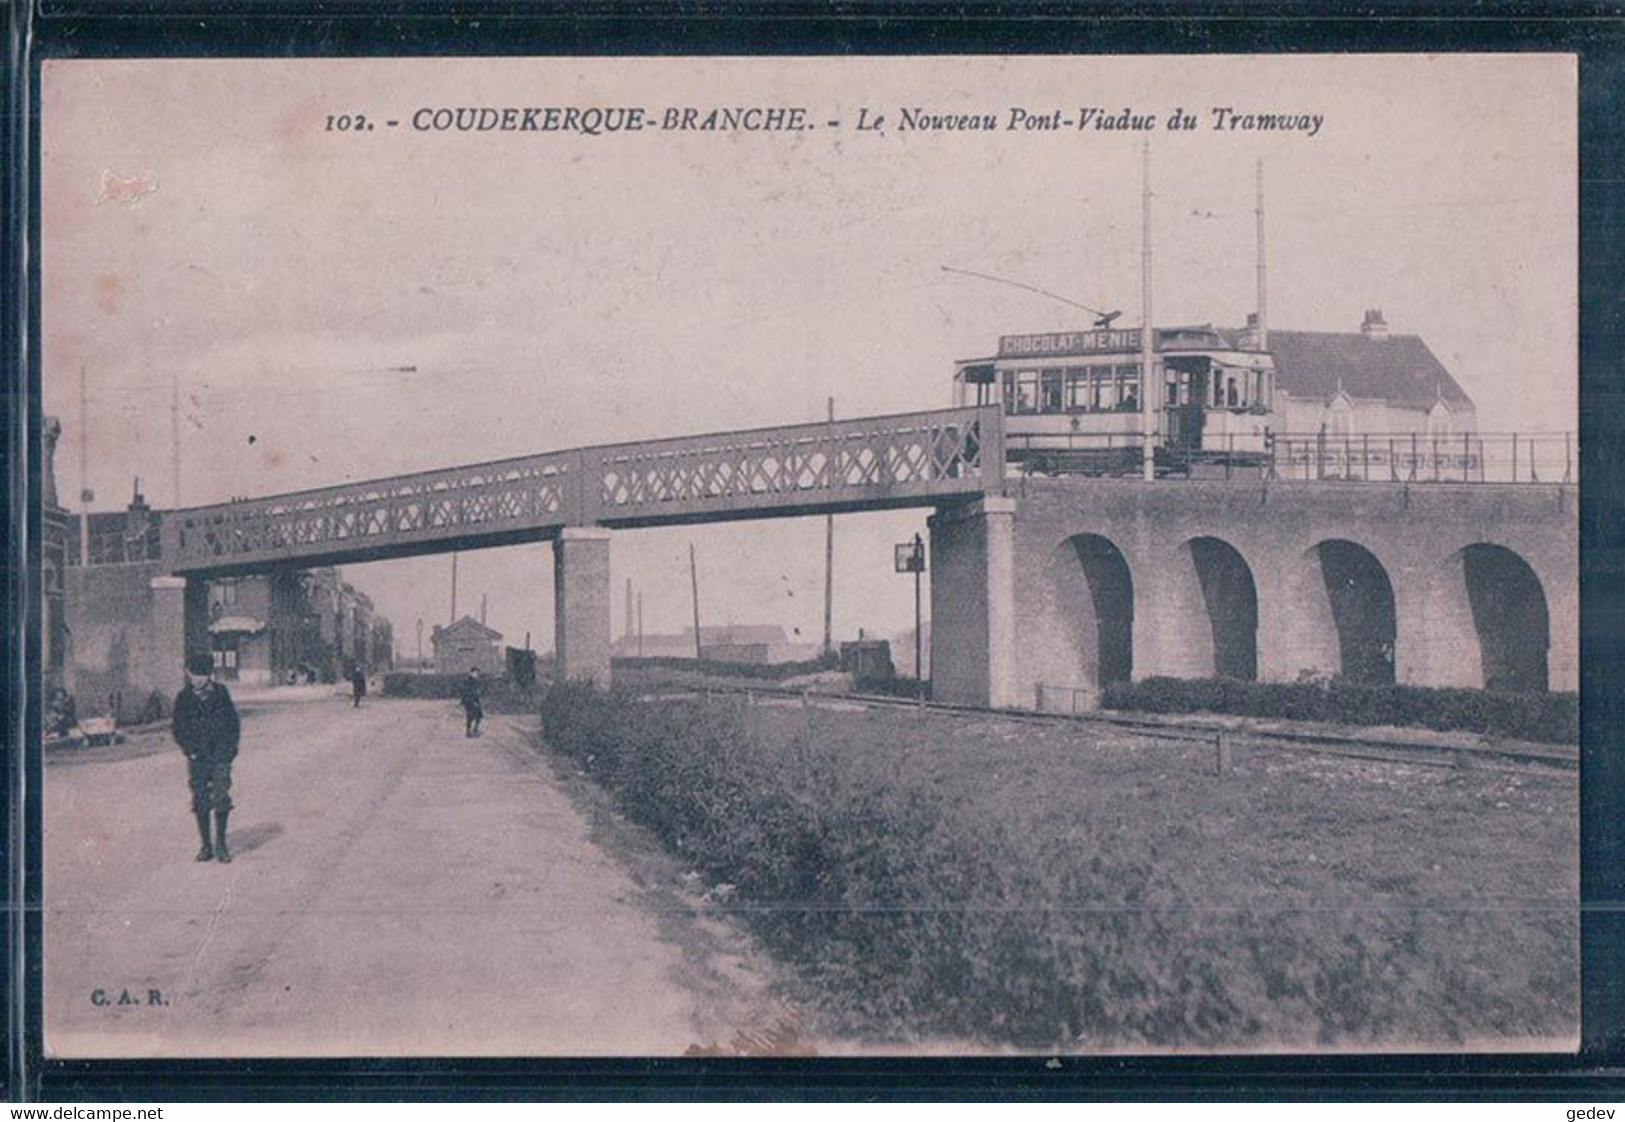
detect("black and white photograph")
[37,52,1579,1058]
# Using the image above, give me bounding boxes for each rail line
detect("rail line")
[642,680,1578,778]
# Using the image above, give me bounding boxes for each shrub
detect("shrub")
[381,671,544,713]
[1101,677,1578,744]
[611,654,838,682]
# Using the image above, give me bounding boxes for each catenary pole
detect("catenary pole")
[1140,138,1156,482]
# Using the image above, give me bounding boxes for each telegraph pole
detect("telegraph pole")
[78,363,90,565]
[689,543,703,659]
[450,552,458,623]
[823,396,835,658]
[170,365,182,507]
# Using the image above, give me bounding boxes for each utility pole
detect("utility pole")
[415,618,423,669]
[689,543,703,659]
[78,362,90,565]
[823,396,835,658]
[1256,157,1268,353]
[913,533,924,699]
[1140,138,1157,482]
[450,552,458,623]
[170,365,182,507]
[637,590,644,658]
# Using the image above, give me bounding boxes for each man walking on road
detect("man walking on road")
[172,652,241,863]
[348,662,368,708]
[458,667,485,738]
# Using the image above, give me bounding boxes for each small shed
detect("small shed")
[431,616,504,675]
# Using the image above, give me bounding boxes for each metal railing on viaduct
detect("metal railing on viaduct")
[161,406,1005,576]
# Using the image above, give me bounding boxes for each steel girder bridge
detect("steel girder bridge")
[160,406,1005,577]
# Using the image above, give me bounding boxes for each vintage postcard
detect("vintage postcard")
[38,53,1577,1057]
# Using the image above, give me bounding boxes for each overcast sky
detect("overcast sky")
[42,54,1577,654]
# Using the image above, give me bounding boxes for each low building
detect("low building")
[432,616,504,675]
[611,623,819,664]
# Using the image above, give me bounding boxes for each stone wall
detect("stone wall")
[1006,477,1578,704]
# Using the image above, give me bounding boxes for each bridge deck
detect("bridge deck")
[161,406,1004,575]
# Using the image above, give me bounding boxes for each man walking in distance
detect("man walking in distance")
[348,662,367,708]
[458,667,484,738]
[172,652,241,863]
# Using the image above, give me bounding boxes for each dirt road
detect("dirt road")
[45,695,791,1058]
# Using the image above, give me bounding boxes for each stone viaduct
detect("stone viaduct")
[930,477,1577,709]
[141,406,1576,710]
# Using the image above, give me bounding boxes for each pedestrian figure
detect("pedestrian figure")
[349,663,367,708]
[458,667,484,738]
[172,652,241,864]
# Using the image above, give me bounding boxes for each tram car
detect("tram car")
[953,323,1277,476]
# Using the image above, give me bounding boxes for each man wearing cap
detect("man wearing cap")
[172,652,242,863]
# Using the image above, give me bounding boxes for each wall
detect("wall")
[1007,477,1578,705]
[64,562,175,722]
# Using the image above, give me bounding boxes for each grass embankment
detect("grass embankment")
[537,683,1577,1051]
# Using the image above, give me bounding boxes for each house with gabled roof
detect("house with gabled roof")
[1262,309,1477,437]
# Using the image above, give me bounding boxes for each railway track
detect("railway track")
[645,680,1579,778]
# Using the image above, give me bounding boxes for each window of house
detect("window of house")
[1427,402,1453,439]
[1329,398,1354,438]
[219,580,237,607]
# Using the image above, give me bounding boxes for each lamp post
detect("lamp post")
[415,617,424,670]
[894,533,926,700]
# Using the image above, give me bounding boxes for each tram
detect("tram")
[953,323,1278,476]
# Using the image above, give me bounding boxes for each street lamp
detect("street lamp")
[415,617,424,671]
[894,533,926,700]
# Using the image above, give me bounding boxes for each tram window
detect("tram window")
[1001,371,1016,414]
[1041,369,1065,413]
[1014,370,1040,414]
[1226,377,1240,408]
[1065,368,1089,411]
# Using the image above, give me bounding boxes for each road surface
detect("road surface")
[44,694,794,1058]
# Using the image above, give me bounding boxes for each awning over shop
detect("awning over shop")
[209,615,266,635]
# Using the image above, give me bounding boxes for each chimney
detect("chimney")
[128,477,149,512]
[1240,312,1261,351]
[1360,308,1389,339]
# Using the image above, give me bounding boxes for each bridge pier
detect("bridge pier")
[553,528,613,686]
[928,497,1019,709]
[150,574,210,677]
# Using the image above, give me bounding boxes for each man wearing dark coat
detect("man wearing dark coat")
[458,667,484,738]
[172,652,241,863]
[348,662,367,708]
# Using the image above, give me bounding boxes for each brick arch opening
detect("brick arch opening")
[1176,536,1258,681]
[1454,543,1550,692]
[1046,533,1135,691]
[1308,539,1397,685]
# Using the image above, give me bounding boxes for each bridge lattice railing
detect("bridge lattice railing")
[162,406,1003,571]
[593,406,1002,521]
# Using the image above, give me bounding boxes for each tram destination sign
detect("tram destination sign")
[998,328,1143,359]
